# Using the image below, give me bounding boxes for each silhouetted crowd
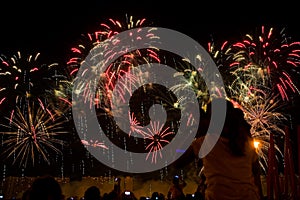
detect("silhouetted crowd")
[14,175,204,200]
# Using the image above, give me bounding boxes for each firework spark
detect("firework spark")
[144,121,174,163]
[225,25,300,101]
[208,26,300,172]
[230,95,287,173]
[0,101,69,167]
[81,139,108,149]
[128,111,145,137]
[67,14,153,77]
[69,15,159,110]
[0,51,68,119]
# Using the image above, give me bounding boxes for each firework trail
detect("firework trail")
[170,57,222,106]
[68,15,159,109]
[228,64,269,104]
[70,16,166,160]
[66,14,154,78]
[68,17,159,110]
[207,26,300,172]
[46,79,73,117]
[81,139,108,149]
[226,63,287,172]
[128,111,146,137]
[231,88,287,139]
[0,51,69,119]
[230,92,287,173]
[0,101,69,167]
[207,39,235,94]
[225,25,300,101]
[72,16,212,171]
[144,121,174,163]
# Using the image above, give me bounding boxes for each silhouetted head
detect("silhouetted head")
[84,186,101,200]
[29,175,63,200]
[172,175,180,185]
[206,98,252,156]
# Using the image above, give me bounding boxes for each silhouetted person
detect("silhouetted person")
[28,175,64,200]
[107,177,122,200]
[167,175,186,200]
[190,98,263,200]
[121,191,137,200]
[84,186,101,200]
[151,192,165,200]
[22,188,31,200]
[195,167,206,199]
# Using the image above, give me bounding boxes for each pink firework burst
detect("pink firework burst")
[225,25,300,101]
[144,121,174,163]
[128,111,145,137]
[67,15,153,78]
[81,139,108,149]
[68,15,159,111]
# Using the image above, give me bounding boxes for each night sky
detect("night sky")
[1,1,300,61]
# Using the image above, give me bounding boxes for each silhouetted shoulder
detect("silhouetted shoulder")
[191,137,205,157]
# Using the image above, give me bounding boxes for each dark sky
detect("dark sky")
[1,0,300,64]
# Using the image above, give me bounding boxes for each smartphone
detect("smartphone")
[125,191,131,195]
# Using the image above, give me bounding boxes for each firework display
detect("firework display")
[0,14,300,199]
[0,51,71,119]
[208,25,300,173]
[71,24,206,173]
[0,101,69,167]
